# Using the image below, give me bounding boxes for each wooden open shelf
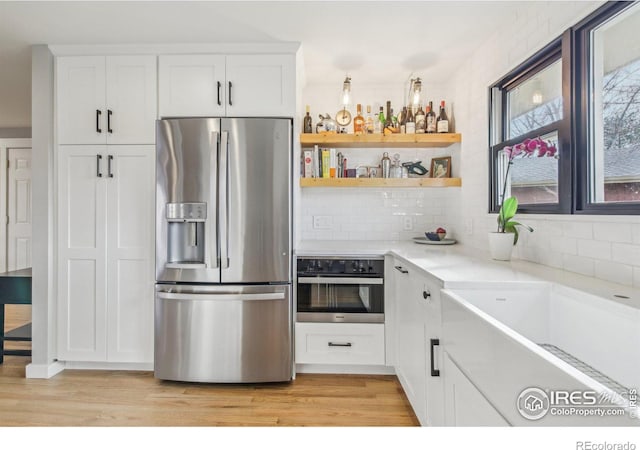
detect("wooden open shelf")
[299,177,462,188]
[300,133,461,148]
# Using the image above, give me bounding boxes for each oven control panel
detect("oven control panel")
[297,258,384,277]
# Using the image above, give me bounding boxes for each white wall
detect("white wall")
[300,81,458,241]
[447,1,640,288]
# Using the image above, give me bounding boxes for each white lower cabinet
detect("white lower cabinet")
[57,145,154,363]
[295,322,385,365]
[393,259,445,426]
[443,352,509,426]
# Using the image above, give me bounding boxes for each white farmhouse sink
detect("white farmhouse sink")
[442,282,640,426]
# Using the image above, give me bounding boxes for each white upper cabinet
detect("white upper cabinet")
[158,54,295,118]
[57,55,157,145]
[158,55,226,117]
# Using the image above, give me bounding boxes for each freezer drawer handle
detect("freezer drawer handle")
[430,338,441,377]
[297,277,383,285]
[157,291,285,301]
[328,342,352,347]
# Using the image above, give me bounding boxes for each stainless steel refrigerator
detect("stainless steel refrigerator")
[154,118,292,383]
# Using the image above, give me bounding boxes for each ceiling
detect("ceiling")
[0,1,584,128]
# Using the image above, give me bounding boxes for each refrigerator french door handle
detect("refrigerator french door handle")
[219,130,230,269]
[208,131,220,269]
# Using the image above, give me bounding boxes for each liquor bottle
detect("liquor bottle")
[365,105,374,134]
[353,103,365,134]
[405,105,415,134]
[399,106,407,134]
[375,106,385,134]
[303,105,313,133]
[426,101,437,133]
[415,104,426,134]
[437,100,449,133]
[384,101,395,134]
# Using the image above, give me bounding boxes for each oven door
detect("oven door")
[296,276,384,323]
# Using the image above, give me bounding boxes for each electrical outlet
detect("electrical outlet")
[465,218,473,235]
[313,215,332,230]
[403,216,413,231]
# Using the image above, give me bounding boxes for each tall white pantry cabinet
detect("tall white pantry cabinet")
[56,55,156,364]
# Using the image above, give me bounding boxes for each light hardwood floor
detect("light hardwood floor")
[1,306,418,426]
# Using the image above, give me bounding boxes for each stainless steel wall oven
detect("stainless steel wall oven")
[296,257,384,323]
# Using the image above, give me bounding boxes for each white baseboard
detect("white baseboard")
[25,361,66,379]
[296,363,396,375]
[63,361,153,371]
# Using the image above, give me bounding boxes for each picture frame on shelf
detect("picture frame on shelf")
[430,156,451,178]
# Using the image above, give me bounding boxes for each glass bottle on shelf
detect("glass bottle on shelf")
[381,152,391,178]
[353,103,365,134]
[405,105,415,134]
[426,101,437,133]
[303,105,313,133]
[375,106,384,134]
[437,100,449,133]
[390,153,403,178]
[415,104,425,133]
[384,101,395,134]
[399,106,407,134]
[365,105,374,134]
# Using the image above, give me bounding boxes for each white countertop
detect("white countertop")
[295,240,640,308]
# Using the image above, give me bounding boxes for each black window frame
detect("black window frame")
[489,32,573,215]
[489,1,640,216]
[573,1,640,215]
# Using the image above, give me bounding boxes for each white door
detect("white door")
[105,146,154,362]
[158,54,226,117]
[57,56,107,145]
[105,56,157,145]
[7,148,32,271]
[57,146,108,361]
[225,54,295,117]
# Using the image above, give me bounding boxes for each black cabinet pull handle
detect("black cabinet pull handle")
[107,155,114,178]
[228,81,233,106]
[394,265,408,274]
[430,338,440,377]
[328,342,352,347]
[423,290,431,299]
[96,109,102,133]
[96,154,103,177]
[217,81,222,106]
[107,109,113,133]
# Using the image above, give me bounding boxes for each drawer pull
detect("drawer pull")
[328,342,352,347]
[430,338,441,377]
[394,265,408,274]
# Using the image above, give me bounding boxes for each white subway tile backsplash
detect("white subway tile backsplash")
[577,239,611,260]
[548,236,578,255]
[594,260,633,286]
[633,224,640,244]
[592,223,633,243]
[562,254,595,277]
[562,222,593,240]
[611,243,640,266]
[634,267,640,289]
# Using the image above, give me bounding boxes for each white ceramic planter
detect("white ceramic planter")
[488,232,515,261]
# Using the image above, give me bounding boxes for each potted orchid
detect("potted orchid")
[489,136,558,260]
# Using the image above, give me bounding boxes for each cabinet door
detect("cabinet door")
[443,352,509,426]
[57,56,107,145]
[57,146,108,361]
[421,275,445,426]
[105,146,155,362]
[394,262,427,425]
[158,55,226,117]
[105,56,157,144]
[225,54,295,117]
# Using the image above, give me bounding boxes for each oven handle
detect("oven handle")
[297,277,383,285]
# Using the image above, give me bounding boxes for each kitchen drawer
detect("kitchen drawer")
[295,322,385,365]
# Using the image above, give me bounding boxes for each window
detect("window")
[489,37,571,214]
[490,1,640,216]
[575,1,640,213]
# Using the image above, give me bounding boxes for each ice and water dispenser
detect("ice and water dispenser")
[165,202,207,269]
